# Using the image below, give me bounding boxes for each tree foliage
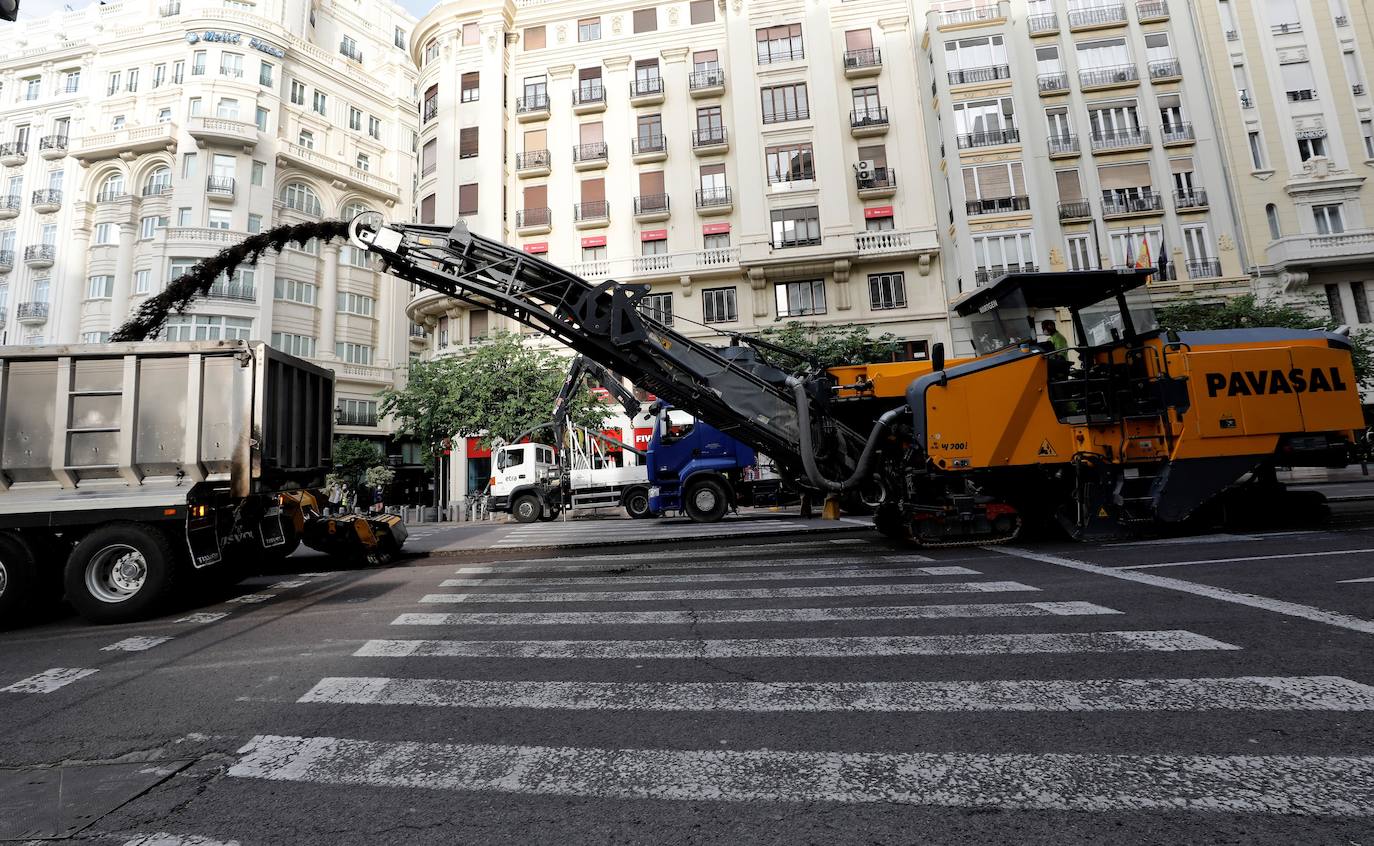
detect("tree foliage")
[379,333,607,460]
[751,322,900,373]
[332,437,382,484]
[1156,294,1373,388]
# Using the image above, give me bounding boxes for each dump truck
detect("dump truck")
[0,341,406,625]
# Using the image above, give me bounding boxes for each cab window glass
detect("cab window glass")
[498,446,526,470]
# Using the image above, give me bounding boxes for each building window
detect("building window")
[579,17,601,42]
[524,25,546,50]
[704,232,730,250]
[281,181,322,215]
[1363,120,1374,159]
[337,291,375,316]
[690,0,715,24]
[1326,284,1346,323]
[271,332,316,358]
[1353,283,1372,324]
[356,153,370,171]
[1297,133,1328,161]
[126,69,139,91]
[642,236,668,257]
[337,398,378,426]
[756,23,803,64]
[247,214,262,233]
[868,272,906,310]
[251,160,265,186]
[1266,204,1282,240]
[424,39,439,64]
[458,183,479,216]
[1066,235,1095,271]
[335,342,374,365]
[191,51,206,75]
[111,115,125,130]
[139,215,167,239]
[583,244,607,262]
[312,91,327,115]
[275,278,317,305]
[775,279,826,317]
[866,215,894,232]
[349,106,362,131]
[172,61,184,84]
[461,72,480,102]
[462,22,479,45]
[368,116,381,139]
[298,129,314,149]
[255,107,268,131]
[633,8,656,33]
[702,287,737,323]
[64,69,81,92]
[86,275,114,299]
[972,230,1036,279]
[420,194,436,224]
[765,142,814,183]
[216,98,239,119]
[177,207,192,226]
[394,26,406,49]
[1248,130,1265,169]
[107,71,121,95]
[340,35,360,60]
[81,332,111,344]
[770,206,820,248]
[460,126,479,158]
[640,292,672,325]
[158,108,172,123]
[165,315,253,342]
[93,223,114,245]
[134,270,150,294]
[1314,203,1345,234]
[289,79,305,105]
[761,83,809,123]
[207,209,231,230]
[423,84,438,123]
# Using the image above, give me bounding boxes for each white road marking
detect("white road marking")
[121,834,242,846]
[1339,576,1374,584]
[439,566,980,588]
[102,636,173,652]
[175,612,229,624]
[390,601,1122,627]
[270,579,312,589]
[353,630,1236,659]
[300,675,1374,712]
[419,581,1040,604]
[457,555,934,574]
[227,593,275,604]
[995,546,1374,636]
[1119,547,1374,570]
[1,667,98,693]
[485,537,876,566]
[489,521,860,548]
[229,734,1374,814]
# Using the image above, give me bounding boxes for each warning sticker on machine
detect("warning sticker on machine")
[1038,439,1058,457]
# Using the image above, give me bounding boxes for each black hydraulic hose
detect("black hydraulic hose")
[785,376,908,494]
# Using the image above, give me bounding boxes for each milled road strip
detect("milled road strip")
[101,636,174,652]
[418,581,1039,604]
[0,667,98,693]
[175,612,230,624]
[456,555,935,575]
[352,630,1237,659]
[439,566,980,588]
[1118,547,1374,570]
[299,675,1374,712]
[994,546,1374,636]
[226,593,276,604]
[228,734,1374,815]
[390,601,1122,627]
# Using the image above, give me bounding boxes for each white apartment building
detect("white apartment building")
[919,0,1250,354]
[0,0,419,444]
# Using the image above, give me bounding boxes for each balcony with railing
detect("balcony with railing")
[938,5,1004,28]
[975,264,1037,286]
[409,324,427,339]
[573,141,609,170]
[1090,126,1150,152]
[159,0,180,13]
[1287,88,1318,102]
[1174,188,1209,210]
[1161,122,1195,146]
[566,246,741,282]
[574,200,610,227]
[692,126,729,154]
[31,190,62,214]
[1079,64,1139,90]
[206,175,236,201]
[850,106,889,137]
[422,99,438,123]
[957,128,1020,150]
[1148,58,1182,82]
[17,302,49,323]
[516,94,550,121]
[631,134,667,163]
[1137,0,1168,21]
[1271,21,1302,34]
[0,195,20,220]
[277,141,399,201]
[630,76,665,105]
[514,206,551,235]
[1186,257,1222,279]
[1068,3,1127,30]
[1028,13,1059,34]
[1038,72,1070,94]
[1226,29,1239,41]
[187,116,258,149]
[947,65,1011,86]
[1049,134,1081,156]
[515,149,551,177]
[689,68,726,96]
[206,280,256,302]
[24,244,55,268]
[1102,191,1164,217]
[339,41,363,63]
[73,123,177,165]
[573,82,606,114]
[95,187,127,203]
[634,193,670,222]
[966,195,1030,216]
[1240,91,1254,109]
[843,48,882,78]
[856,166,897,199]
[0,250,12,273]
[1268,229,1374,269]
[1058,200,1092,220]
[695,187,733,214]
[336,406,377,427]
[38,135,68,160]
[0,142,27,167]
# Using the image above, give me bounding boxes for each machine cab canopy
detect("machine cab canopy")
[949,269,1160,355]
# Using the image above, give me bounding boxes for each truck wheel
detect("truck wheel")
[623,487,652,519]
[684,478,728,523]
[512,495,542,524]
[65,523,178,624]
[0,532,38,629]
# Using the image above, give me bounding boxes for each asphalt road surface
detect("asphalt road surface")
[4,517,1374,844]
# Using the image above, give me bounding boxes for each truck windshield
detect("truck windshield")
[1078,288,1160,347]
[966,289,1037,355]
[496,446,525,470]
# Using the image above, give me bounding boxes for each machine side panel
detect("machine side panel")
[1290,345,1364,434]
[924,356,1075,471]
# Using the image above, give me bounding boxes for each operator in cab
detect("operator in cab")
[1042,319,1069,358]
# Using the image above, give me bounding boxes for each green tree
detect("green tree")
[751,322,899,373]
[332,437,382,485]
[1157,294,1373,388]
[379,332,606,462]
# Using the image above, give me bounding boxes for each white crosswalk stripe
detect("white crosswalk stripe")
[456,555,935,575]
[490,519,862,548]
[439,566,980,588]
[229,734,1374,815]
[300,675,1374,712]
[1,667,98,693]
[102,636,173,652]
[390,601,1122,627]
[353,630,1237,659]
[419,581,1039,604]
[484,538,876,567]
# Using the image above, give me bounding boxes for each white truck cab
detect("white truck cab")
[488,443,560,523]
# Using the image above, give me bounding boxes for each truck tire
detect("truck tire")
[512,494,542,524]
[64,523,178,624]
[623,487,652,519]
[0,532,38,628]
[684,477,728,523]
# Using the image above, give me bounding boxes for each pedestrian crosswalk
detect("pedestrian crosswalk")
[489,516,866,549]
[226,543,1374,819]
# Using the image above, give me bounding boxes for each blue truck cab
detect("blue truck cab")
[646,408,782,522]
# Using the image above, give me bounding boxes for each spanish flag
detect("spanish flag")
[1135,234,1153,270]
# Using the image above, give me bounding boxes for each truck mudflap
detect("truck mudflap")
[302,513,408,565]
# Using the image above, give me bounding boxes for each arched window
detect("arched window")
[99,172,125,200]
[342,201,370,219]
[1266,203,1281,240]
[280,182,322,216]
[145,166,171,195]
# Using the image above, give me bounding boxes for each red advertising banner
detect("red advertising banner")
[633,427,654,449]
[639,228,668,241]
[702,222,731,234]
[601,429,624,451]
[581,235,607,247]
[524,242,548,254]
[864,205,894,219]
[466,436,491,459]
